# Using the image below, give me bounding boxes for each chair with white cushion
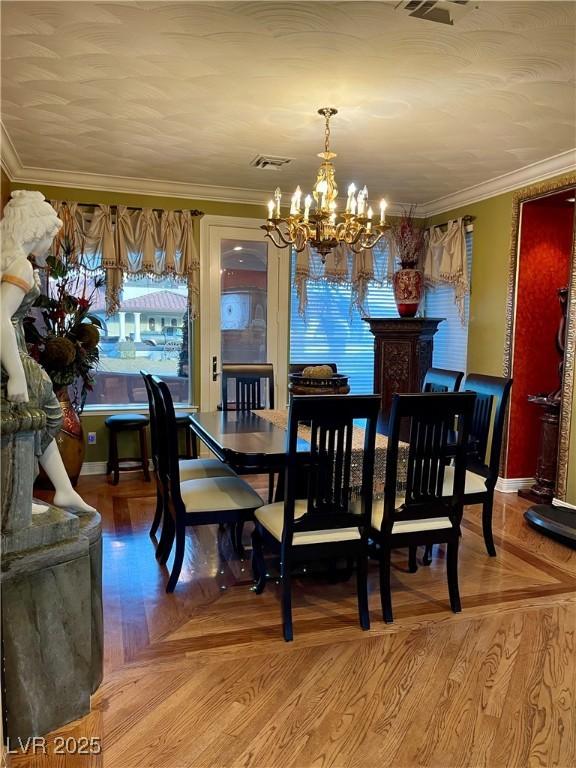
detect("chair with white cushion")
[141,371,238,563]
[149,376,263,592]
[251,393,381,641]
[370,391,476,623]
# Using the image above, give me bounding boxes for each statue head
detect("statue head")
[1,190,63,272]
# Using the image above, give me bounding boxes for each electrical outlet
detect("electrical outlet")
[87,432,97,445]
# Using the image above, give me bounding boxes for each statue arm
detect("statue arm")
[0,260,34,403]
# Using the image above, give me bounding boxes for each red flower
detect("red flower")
[77,297,90,310]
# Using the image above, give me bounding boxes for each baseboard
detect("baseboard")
[552,497,576,510]
[80,461,108,476]
[496,476,534,493]
[80,460,154,476]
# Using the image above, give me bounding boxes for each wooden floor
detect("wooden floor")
[8,474,576,768]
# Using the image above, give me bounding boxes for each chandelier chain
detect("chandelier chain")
[324,112,331,155]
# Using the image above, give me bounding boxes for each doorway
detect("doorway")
[199,216,289,410]
[505,185,575,496]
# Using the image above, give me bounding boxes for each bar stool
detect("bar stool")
[105,414,151,485]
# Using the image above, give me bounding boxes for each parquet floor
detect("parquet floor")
[7,475,576,768]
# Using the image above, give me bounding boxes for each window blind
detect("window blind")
[424,230,473,373]
[289,249,397,394]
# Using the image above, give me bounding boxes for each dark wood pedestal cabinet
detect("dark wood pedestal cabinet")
[363,317,444,425]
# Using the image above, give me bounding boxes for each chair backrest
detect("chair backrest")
[140,370,159,471]
[289,363,338,375]
[462,373,513,484]
[382,392,476,533]
[422,367,464,393]
[282,394,381,544]
[221,363,274,411]
[149,376,184,514]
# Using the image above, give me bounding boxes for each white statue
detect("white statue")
[1,190,96,514]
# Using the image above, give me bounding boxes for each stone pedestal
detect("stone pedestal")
[1,402,103,740]
[363,317,444,425]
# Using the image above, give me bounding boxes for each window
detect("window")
[289,248,397,393]
[84,274,189,407]
[424,229,473,372]
[289,232,473,391]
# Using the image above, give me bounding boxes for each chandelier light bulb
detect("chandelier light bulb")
[268,200,275,219]
[380,199,387,224]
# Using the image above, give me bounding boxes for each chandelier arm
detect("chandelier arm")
[264,229,291,250]
[273,225,298,248]
[361,231,386,250]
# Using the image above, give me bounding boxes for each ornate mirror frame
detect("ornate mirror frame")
[502,172,576,501]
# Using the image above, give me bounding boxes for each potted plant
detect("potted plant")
[389,207,427,317]
[25,244,103,485]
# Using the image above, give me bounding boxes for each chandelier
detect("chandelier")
[261,107,388,262]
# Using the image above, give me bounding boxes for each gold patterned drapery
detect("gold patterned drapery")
[49,201,203,318]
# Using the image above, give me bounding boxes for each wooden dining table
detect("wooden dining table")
[189,409,409,495]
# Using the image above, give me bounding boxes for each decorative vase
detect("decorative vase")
[392,268,423,318]
[36,387,85,489]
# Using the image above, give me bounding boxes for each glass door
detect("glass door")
[200,218,288,411]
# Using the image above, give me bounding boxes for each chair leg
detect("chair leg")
[233,521,246,559]
[149,485,163,538]
[267,472,275,504]
[157,508,175,565]
[281,558,293,642]
[251,526,267,594]
[357,552,370,631]
[140,427,151,482]
[482,497,496,556]
[423,544,433,565]
[190,429,199,459]
[109,430,119,485]
[408,545,418,573]
[166,523,185,593]
[446,539,461,613]
[379,547,394,623]
[185,425,192,459]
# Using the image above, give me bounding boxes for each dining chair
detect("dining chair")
[421,367,464,393]
[141,371,238,560]
[221,362,276,508]
[251,393,381,641]
[150,376,264,593]
[421,373,513,565]
[221,363,275,411]
[370,391,476,623]
[452,373,513,556]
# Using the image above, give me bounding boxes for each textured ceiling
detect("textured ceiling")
[1,1,575,204]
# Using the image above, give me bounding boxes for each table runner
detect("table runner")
[255,409,409,496]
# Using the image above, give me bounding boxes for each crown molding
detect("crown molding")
[0,122,22,179]
[421,149,576,216]
[3,162,273,205]
[3,119,575,213]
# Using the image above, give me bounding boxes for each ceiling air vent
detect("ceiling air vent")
[250,155,293,171]
[395,0,474,25]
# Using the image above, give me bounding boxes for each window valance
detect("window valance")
[294,218,469,321]
[423,218,468,323]
[50,201,203,318]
